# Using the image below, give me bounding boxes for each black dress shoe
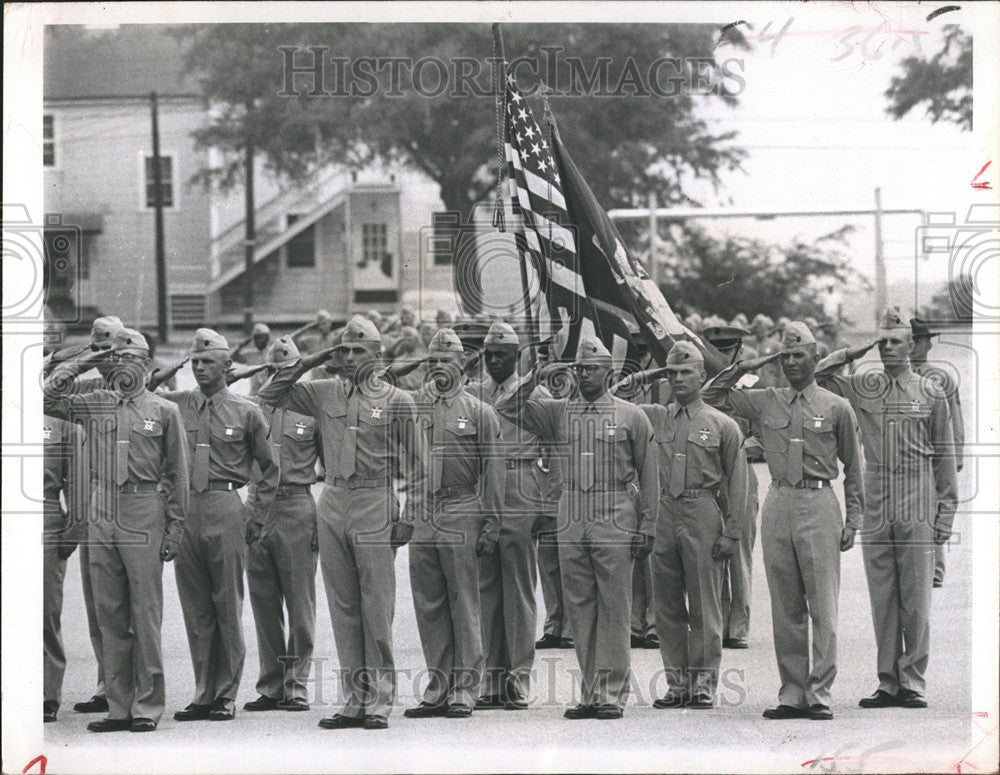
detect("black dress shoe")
[762,704,809,720]
[173,703,212,721]
[318,713,365,729]
[723,637,749,649]
[558,637,574,649]
[130,718,157,732]
[535,633,562,649]
[504,692,528,711]
[363,714,389,730]
[43,701,58,723]
[403,702,450,718]
[859,690,900,708]
[809,704,833,720]
[897,689,928,708]
[630,634,646,648]
[243,695,281,712]
[564,704,598,719]
[595,704,623,720]
[445,703,473,718]
[87,718,132,733]
[643,633,660,650]
[475,694,506,710]
[687,693,714,709]
[278,697,309,712]
[208,699,236,721]
[74,695,109,714]
[653,690,689,709]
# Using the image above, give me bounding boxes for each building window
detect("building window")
[43,114,56,167]
[285,213,316,268]
[144,155,175,208]
[360,222,389,272]
[431,211,456,266]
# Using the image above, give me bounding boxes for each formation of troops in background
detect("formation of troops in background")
[40,302,961,731]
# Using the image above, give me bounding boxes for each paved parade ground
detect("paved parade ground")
[32,349,993,774]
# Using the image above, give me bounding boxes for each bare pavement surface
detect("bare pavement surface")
[31,355,996,774]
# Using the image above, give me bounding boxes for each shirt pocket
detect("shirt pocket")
[760,412,790,453]
[211,425,246,443]
[445,418,477,438]
[802,415,836,459]
[687,427,721,477]
[283,419,315,442]
[131,419,163,438]
[594,421,633,482]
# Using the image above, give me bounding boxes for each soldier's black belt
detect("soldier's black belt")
[505,458,536,470]
[664,487,720,500]
[774,478,830,490]
[328,476,389,489]
[432,484,478,498]
[102,481,160,493]
[572,481,631,492]
[202,480,241,491]
[276,484,314,497]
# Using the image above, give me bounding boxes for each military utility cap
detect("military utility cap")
[576,336,613,367]
[910,316,938,340]
[191,328,230,353]
[703,324,750,345]
[665,340,704,369]
[780,321,817,352]
[267,336,300,366]
[427,327,465,359]
[252,323,271,336]
[316,309,334,324]
[731,313,749,327]
[483,320,520,349]
[90,316,125,346]
[111,328,150,356]
[337,315,382,351]
[878,305,911,332]
[684,313,703,328]
[751,313,774,330]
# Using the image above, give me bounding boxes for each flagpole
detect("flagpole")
[493,23,539,368]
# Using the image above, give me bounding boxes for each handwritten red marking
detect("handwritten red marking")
[971,161,992,190]
[22,755,46,775]
[801,756,855,768]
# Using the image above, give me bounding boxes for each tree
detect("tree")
[884,25,972,131]
[179,23,747,217]
[658,223,864,327]
[918,273,974,326]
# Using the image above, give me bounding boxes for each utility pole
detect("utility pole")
[873,187,887,323]
[647,191,659,287]
[150,92,168,343]
[243,131,255,336]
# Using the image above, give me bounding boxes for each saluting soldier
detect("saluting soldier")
[505,336,659,720]
[703,321,864,721]
[242,336,321,713]
[52,315,125,716]
[642,342,748,709]
[230,323,273,396]
[815,307,957,709]
[44,329,190,732]
[702,322,762,650]
[258,315,427,731]
[403,328,504,720]
[160,329,279,723]
[910,316,965,588]
[467,321,553,711]
[42,414,87,723]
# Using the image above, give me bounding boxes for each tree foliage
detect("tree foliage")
[884,25,972,131]
[918,273,974,325]
[658,224,863,326]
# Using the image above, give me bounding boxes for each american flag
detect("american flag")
[503,67,727,376]
[503,70,638,371]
